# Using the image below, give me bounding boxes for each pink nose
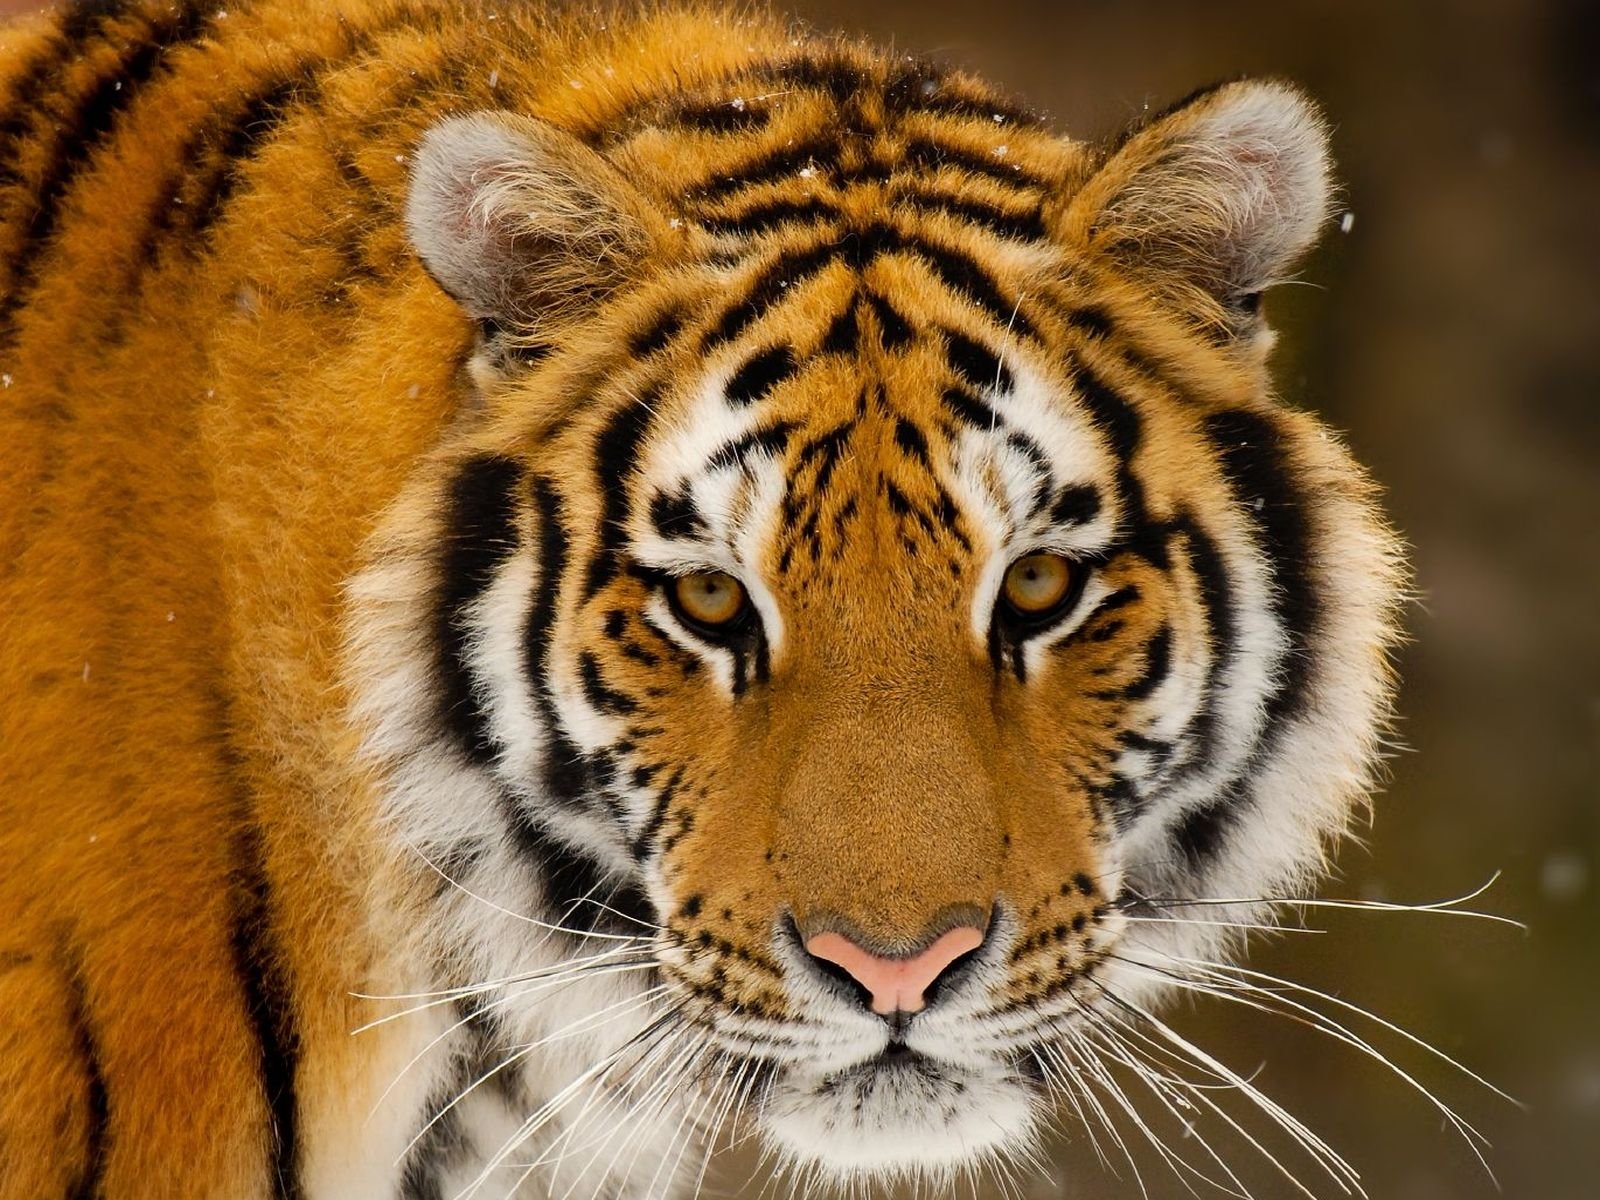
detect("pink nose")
[804,926,986,1015]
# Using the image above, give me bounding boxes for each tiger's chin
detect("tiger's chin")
[759,1050,1039,1178]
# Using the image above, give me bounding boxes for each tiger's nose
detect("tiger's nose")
[804,925,986,1015]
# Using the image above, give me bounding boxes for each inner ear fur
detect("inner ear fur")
[1057,80,1334,332]
[406,111,668,336]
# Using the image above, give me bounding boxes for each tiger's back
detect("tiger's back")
[0,2,1405,1197]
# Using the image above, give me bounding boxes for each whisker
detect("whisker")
[410,984,671,1176]
[453,1011,686,1200]
[1089,978,1365,1198]
[1125,872,1524,931]
[351,957,658,1033]
[406,839,661,942]
[1165,953,1521,1109]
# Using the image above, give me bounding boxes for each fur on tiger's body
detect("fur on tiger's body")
[0,0,1406,1197]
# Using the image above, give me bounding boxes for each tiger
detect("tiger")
[0,0,1408,1196]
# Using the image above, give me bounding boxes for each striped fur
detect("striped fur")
[0,2,1403,1196]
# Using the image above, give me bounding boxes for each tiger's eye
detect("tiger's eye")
[672,571,747,628]
[1002,553,1073,615]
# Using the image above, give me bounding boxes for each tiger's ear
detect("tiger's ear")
[406,112,666,335]
[1058,80,1333,333]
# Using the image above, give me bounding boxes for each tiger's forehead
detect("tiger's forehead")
[628,266,1121,610]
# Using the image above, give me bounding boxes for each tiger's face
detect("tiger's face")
[540,272,1136,1168]
[354,54,1401,1188]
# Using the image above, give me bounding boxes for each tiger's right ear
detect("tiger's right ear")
[406,112,667,336]
[1056,80,1333,338]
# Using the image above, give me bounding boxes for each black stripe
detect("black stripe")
[0,1,127,179]
[931,485,971,551]
[584,394,657,599]
[672,97,772,134]
[893,417,929,465]
[398,1077,469,1200]
[1162,515,1236,794]
[435,456,524,767]
[943,327,1014,393]
[693,133,838,201]
[1119,729,1174,763]
[1069,354,1163,567]
[629,307,683,357]
[904,136,1050,191]
[185,69,319,235]
[820,299,859,354]
[863,291,912,349]
[507,809,654,934]
[699,194,839,238]
[705,418,800,473]
[578,650,637,715]
[1071,358,1140,465]
[906,235,1034,336]
[59,938,108,1200]
[1203,409,1319,730]
[1067,306,1115,339]
[724,344,798,406]
[763,53,871,105]
[1102,775,1142,829]
[1173,782,1246,866]
[629,764,683,860]
[0,3,209,341]
[230,813,302,1200]
[525,478,591,807]
[790,418,857,499]
[942,385,1000,430]
[882,60,1039,128]
[1006,429,1055,516]
[1121,626,1173,701]
[649,488,706,540]
[894,187,1047,242]
[703,241,838,348]
[1166,415,1319,867]
[1050,484,1101,527]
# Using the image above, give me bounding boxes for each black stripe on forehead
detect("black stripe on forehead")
[1065,353,1159,563]
[902,136,1052,191]
[1051,484,1102,527]
[701,225,1031,355]
[702,241,839,349]
[943,327,1015,393]
[693,133,840,203]
[724,343,798,406]
[649,488,706,541]
[864,291,913,349]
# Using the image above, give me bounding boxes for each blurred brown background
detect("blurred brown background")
[3,1,1593,1197]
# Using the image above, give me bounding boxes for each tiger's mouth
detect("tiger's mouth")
[757,1037,1042,1175]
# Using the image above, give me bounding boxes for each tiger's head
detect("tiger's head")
[348,46,1401,1191]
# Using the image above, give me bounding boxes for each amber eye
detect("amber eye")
[671,571,749,631]
[1001,553,1075,618]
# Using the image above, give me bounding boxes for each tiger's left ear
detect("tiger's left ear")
[1057,80,1333,335]
[405,111,668,338]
